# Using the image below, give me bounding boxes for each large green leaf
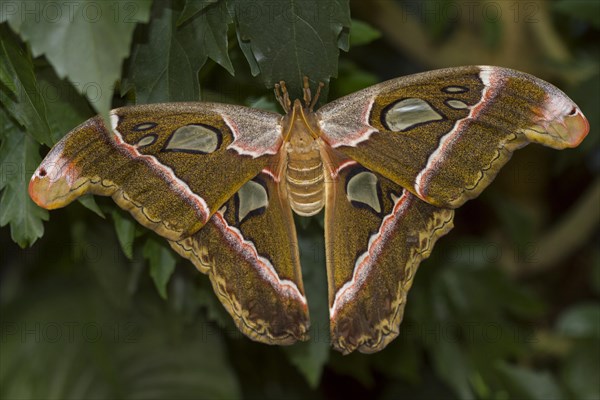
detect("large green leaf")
[0,107,48,248]
[0,26,52,146]
[230,0,350,101]
[0,46,17,95]
[178,0,219,25]
[122,0,233,103]
[35,66,94,144]
[4,0,152,116]
[143,236,177,299]
[111,210,137,260]
[0,274,241,399]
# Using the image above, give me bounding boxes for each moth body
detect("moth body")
[283,100,326,216]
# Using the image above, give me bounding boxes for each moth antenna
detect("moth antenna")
[274,83,287,112]
[274,81,292,112]
[309,82,325,111]
[303,76,312,108]
[281,81,292,111]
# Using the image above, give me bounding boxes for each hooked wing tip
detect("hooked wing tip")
[28,155,82,210]
[525,101,590,150]
[562,107,590,148]
[28,173,46,208]
[542,90,590,148]
[28,170,66,210]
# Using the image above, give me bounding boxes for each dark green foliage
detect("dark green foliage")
[1,0,597,398]
[122,0,234,103]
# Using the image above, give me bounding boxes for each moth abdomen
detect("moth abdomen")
[283,100,327,217]
[285,151,325,217]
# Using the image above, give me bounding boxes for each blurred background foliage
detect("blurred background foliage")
[1,0,598,399]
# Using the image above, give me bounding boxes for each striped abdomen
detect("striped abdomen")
[286,142,324,216]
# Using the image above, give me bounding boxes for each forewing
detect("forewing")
[317,66,589,208]
[29,103,283,241]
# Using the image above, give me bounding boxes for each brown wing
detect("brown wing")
[169,169,309,345]
[322,148,453,353]
[317,66,588,208]
[29,103,283,241]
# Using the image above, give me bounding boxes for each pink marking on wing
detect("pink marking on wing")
[110,113,210,224]
[261,167,280,183]
[330,190,412,319]
[322,97,378,148]
[222,114,281,158]
[330,160,358,179]
[213,210,307,305]
[414,67,499,200]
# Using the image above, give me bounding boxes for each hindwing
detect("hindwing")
[322,149,454,354]
[169,168,309,344]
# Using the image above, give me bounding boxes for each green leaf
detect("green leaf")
[496,361,565,400]
[0,269,240,399]
[111,210,137,260]
[35,66,94,144]
[349,19,381,47]
[556,303,600,339]
[123,0,234,103]
[5,0,152,116]
[231,0,351,101]
[0,107,48,247]
[0,25,53,146]
[0,48,17,95]
[143,236,177,299]
[235,28,260,76]
[76,195,106,219]
[178,0,219,25]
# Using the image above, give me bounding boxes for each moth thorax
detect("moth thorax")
[285,138,325,217]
